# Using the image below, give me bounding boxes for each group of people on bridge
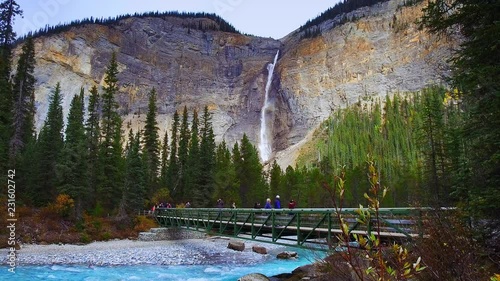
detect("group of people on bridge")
[151,196,297,213]
[255,195,296,210]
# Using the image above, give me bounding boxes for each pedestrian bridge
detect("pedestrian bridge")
[153,207,428,250]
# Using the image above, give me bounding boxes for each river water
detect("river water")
[1,248,326,280]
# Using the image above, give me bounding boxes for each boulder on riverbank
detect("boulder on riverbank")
[228,240,245,251]
[276,251,298,260]
[252,245,268,254]
[238,273,270,281]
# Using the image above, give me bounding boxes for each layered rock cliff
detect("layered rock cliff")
[17,0,456,168]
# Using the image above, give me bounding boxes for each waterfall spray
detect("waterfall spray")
[259,51,279,162]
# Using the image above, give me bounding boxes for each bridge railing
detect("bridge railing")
[154,207,430,248]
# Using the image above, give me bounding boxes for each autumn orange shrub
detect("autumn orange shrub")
[133,215,158,232]
[53,194,75,218]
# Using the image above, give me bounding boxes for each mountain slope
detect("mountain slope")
[15,0,457,168]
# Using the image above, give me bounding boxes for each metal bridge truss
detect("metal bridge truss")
[154,208,424,249]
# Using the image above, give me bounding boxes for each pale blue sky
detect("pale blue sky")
[14,0,341,39]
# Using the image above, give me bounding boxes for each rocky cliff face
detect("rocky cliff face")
[271,0,455,167]
[18,0,456,168]
[23,16,281,146]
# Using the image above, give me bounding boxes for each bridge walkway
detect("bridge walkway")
[154,208,425,249]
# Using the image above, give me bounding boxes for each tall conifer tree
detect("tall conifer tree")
[0,0,21,170]
[235,134,267,206]
[159,129,169,187]
[85,85,100,208]
[186,109,201,205]
[176,106,190,201]
[214,140,239,206]
[35,83,64,206]
[142,88,160,196]
[98,53,124,211]
[199,106,216,206]
[120,129,145,215]
[422,0,500,219]
[57,89,87,218]
[269,160,282,200]
[166,110,179,195]
[10,36,35,160]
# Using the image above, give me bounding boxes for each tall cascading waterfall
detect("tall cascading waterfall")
[258,50,279,163]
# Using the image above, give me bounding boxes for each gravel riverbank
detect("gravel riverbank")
[0,238,285,266]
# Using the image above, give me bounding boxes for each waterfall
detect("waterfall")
[259,50,279,163]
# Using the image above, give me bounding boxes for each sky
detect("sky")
[14,0,341,39]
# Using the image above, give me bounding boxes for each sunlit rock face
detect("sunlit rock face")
[272,0,456,167]
[22,16,281,148]
[17,0,456,168]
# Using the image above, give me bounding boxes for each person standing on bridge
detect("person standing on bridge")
[217,198,224,209]
[274,195,281,209]
[264,198,272,209]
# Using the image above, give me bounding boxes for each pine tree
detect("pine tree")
[269,160,282,200]
[159,129,169,187]
[417,87,446,205]
[422,0,500,218]
[142,88,160,196]
[34,83,64,206]
[85,85,100,208]
[10,36,35,161]
[98,53,124,211]
[166,110,179,196]
[175,106,190,201]
[231,142,244,204]
[198,106,216,206]
[120,129,145,215]
[0,0,21,171]
[236,134,267,206]
[57,89,88,219]
[186,109,201,205]
[214,140,239,206]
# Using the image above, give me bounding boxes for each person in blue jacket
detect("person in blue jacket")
[264,198,272,209]
[274,195,281,209]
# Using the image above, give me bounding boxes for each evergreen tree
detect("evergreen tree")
[166,110,179,196]
[57,89,88,219]
[214,140,239,206]
[186,109,202,206]
[422,0,500,218]
[198,106,216,206]
[231,141,242,201]
[175,106,190,200]
[85,85,100,208]
[120,129,146,215]
[283,166,297,201]
[10,36,35,160]
[0,0,21,171]
[235,134,267,206]
[9,35,36,205]
[16,135,37,204]
[269,160,282,200]
[34,83,64,206]
[98,53,124,211]
[417,87,447,205]
[159,129,169,187]
[142,88,160,196]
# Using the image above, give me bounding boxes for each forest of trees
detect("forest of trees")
[0,0,497,227]
[302,87,464,208]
